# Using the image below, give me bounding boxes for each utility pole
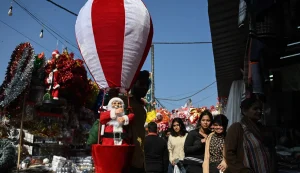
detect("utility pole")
[151,45,155,104]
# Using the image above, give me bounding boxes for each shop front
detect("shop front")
[208,0,300,171]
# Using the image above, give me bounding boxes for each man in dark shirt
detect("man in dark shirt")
[144,122,168,173]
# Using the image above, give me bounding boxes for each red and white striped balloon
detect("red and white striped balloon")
[75,0,153,90]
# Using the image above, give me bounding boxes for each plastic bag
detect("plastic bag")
[174,165,181,173]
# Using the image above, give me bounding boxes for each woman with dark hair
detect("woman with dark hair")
[224,96,275,173]
[203,114,228,173]
[167,118,188,173]
[184,110,213,173]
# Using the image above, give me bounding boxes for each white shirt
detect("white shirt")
[167,133,187,163]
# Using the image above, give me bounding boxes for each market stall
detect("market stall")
[0,43,98,172]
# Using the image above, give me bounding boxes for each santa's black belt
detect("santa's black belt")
[103,132,128,139]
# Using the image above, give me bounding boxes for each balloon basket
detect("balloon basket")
[92,145,135,173]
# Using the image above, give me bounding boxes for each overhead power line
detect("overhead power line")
[157,99,182,107]
[155,98,166,108]
[13,0,79,51]
[46,0,78,16]
[161,85,216,99]
[156,81,216,101]
[13,0,93,79]
[193,92,216,105]
[153,42,211,44]
[0,19,52,53]
[44,0,213,45]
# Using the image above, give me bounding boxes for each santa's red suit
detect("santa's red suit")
[45,69,60,100]
[100,98,134,146]
[45,50,61,100]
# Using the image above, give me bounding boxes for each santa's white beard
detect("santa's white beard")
[107,119,122,127]
[107,112,124,127]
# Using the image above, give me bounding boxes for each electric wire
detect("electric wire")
[157,92,216,110]
[13,0,79,51]
[193,92,216,105]
[156,81,216,101]
[0,19,52,54]
[157,100,182,107]
[152,42,212,44]
[154,98,166,108]
[13,0,92,78]
[161,84,216,99]
[46,0,78,16]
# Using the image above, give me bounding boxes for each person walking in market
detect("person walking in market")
[224,95,276,173]
[168,118,188,173]
[144,122,169,173]
[184,110,213,173]
[202,114,228,173]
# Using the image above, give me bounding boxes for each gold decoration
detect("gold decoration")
[137,137,142,146]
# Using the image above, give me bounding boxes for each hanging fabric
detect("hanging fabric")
[225,80,245,127]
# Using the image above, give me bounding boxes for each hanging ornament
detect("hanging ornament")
[8,5,12,16]
[39,29,43,38]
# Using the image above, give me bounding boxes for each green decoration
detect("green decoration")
[0,43,35,107]
[0,139,16,171]
[87,120,99,145]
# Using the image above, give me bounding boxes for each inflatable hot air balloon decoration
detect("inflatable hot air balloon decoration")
[75,0,153,172]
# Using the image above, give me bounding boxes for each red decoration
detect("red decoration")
[44,50,90,106]
[92,145,134,173]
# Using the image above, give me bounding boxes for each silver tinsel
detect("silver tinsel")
[0,46,35,107]
[24,104,35,121]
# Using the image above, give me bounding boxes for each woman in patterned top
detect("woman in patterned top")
[203,114,228,173]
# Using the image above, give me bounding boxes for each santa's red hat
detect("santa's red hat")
[52,50,60,58]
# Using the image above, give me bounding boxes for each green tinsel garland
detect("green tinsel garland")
[0,43,35,107]
[0,44,26,100]
[0,139,16,171]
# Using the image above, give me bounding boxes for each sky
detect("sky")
[0,0,217,110]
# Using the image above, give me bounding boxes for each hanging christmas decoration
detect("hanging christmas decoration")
[0,43,35,107]
[39,29,43,38]
[8,5,12,16]
[44,49,90,106]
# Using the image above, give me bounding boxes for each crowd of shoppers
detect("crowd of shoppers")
[144,95,274,173]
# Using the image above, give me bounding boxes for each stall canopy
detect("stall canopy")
[208,0,300,97]
[208,0,248,97]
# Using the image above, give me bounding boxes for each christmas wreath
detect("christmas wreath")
[0,43,35,107]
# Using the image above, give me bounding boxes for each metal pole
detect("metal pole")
[17,91,28,172]
[151,45,155,104]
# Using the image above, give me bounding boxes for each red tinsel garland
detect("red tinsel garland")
[44,51,91,107]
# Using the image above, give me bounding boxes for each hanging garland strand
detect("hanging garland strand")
[0,43,35,107]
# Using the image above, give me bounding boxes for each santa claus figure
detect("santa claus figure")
[45,50,60,100]
[100,97,134,146]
